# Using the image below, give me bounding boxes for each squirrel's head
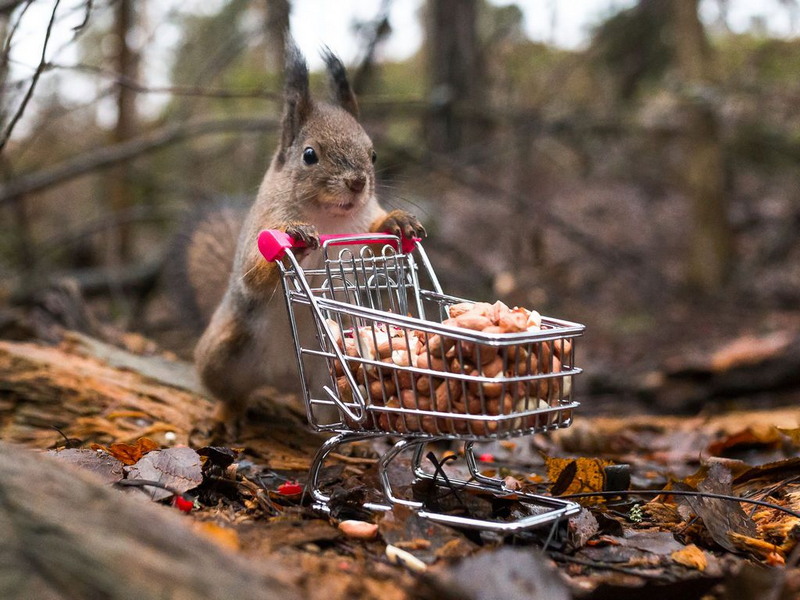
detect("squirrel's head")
[274,40,376,218]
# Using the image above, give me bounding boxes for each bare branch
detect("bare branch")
[71,0,92,36]
[0,116,278,203]
[0,0,28,14]
[0,0,61,153]
[46,61,282,101]
[1,1,34,77]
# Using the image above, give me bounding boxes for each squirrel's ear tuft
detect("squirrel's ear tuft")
[321,46,359,118]
[279,36,312,162]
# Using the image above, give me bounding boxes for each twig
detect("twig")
[328,452,378,465]
[0,0,61,153]
[549,550,673,580]
[45,61,282,100]
[0,115,279,203]
[71,0,91,35]
[557,489,800,521]
[1,1,34,62]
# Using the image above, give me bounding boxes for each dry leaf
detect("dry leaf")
[707,426,782,456]
[545,456,615,504]
[777,427,800,446]
[125,446,203,501]
[47,448,125,484]
[671,544,708,571]
[92,437,159,466]
[709,332,792,372]
[681,462,758,553]
[729,532,785,562]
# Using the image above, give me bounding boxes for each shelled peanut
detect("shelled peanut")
[325,299,574,436]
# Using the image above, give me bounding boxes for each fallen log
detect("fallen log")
[0,442,302,600]
[638,330,800,412]
[0,332,213,447]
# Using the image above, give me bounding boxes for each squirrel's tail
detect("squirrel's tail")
[164,200,244,333]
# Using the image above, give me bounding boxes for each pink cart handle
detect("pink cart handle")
[258,229,420,262]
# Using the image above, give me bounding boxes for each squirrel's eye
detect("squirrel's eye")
[302,147,318,165]
[371,150,377,164]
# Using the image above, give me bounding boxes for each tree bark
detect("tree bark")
[670,0,732,291]
[109,0,139,263]
[263,0,291,74]
[0,442,302,600]
[424,0,488,154]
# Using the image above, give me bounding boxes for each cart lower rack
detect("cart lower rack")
[259,230,586,532]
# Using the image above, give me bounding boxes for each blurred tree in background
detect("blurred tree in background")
[1,0,799,405]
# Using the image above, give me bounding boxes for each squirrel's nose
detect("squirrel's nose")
[347,176,366,193]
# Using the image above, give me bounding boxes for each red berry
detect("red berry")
[478,453,495,463]
[277,481,303,495]
[172,496,193,513]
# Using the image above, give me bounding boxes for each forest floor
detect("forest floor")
[1,305,799,599]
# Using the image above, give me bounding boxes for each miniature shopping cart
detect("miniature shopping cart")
[259,230,586,532]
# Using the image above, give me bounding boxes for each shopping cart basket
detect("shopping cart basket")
[259,229,586,532]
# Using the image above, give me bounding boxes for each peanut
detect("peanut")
[414,351,447,372]
[468,420,499,436]
[471,343,499,366]
[434,379,462,411]
[394,369,413,390]
[489,300,510,323]
[326,318,343,348]
[391,349,411,366]
[420,416,439,434]
[452,313,494,331]
[481,355,505,378]
[446,302,475,318]
[416,375,441,395]
[400,388,431,411]
[427,334,455,355]
[526,310,542,331]
[369,378,395,399]
[338,520,378,540]
[553,338,572,361]
[498,308,528,333]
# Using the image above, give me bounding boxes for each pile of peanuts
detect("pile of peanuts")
[327,300,573,436]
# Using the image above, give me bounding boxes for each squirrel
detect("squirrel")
[187,40,425,434]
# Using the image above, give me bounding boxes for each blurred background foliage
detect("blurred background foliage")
[1,0,799,411]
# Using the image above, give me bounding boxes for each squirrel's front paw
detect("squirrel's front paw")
[374,210,426,240]
[284,222,320,249]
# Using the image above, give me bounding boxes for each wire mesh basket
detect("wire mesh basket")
[259,230,586,532]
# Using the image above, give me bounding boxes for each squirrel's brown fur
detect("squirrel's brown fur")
[189,40,424,433]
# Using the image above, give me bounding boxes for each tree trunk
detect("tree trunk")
[670,0,732,291]
[109,0,139,263]
[0,442,302,600]
[264,0,291,74]
[0,6,34,274]
[424,0,488,155]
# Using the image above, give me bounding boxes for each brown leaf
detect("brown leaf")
[545,456,614,504]
[707,426,782,456]
[567,508,599,550]
[125,446,203,501]
[680,462,758,553]
[92,437,159,466]
[550,459,577,496]
[709,331,793,372]
[47,448,124,484]
[777,427,800,447]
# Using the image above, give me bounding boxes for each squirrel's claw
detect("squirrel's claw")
[284,222,320,249]
[375,210,426,240]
